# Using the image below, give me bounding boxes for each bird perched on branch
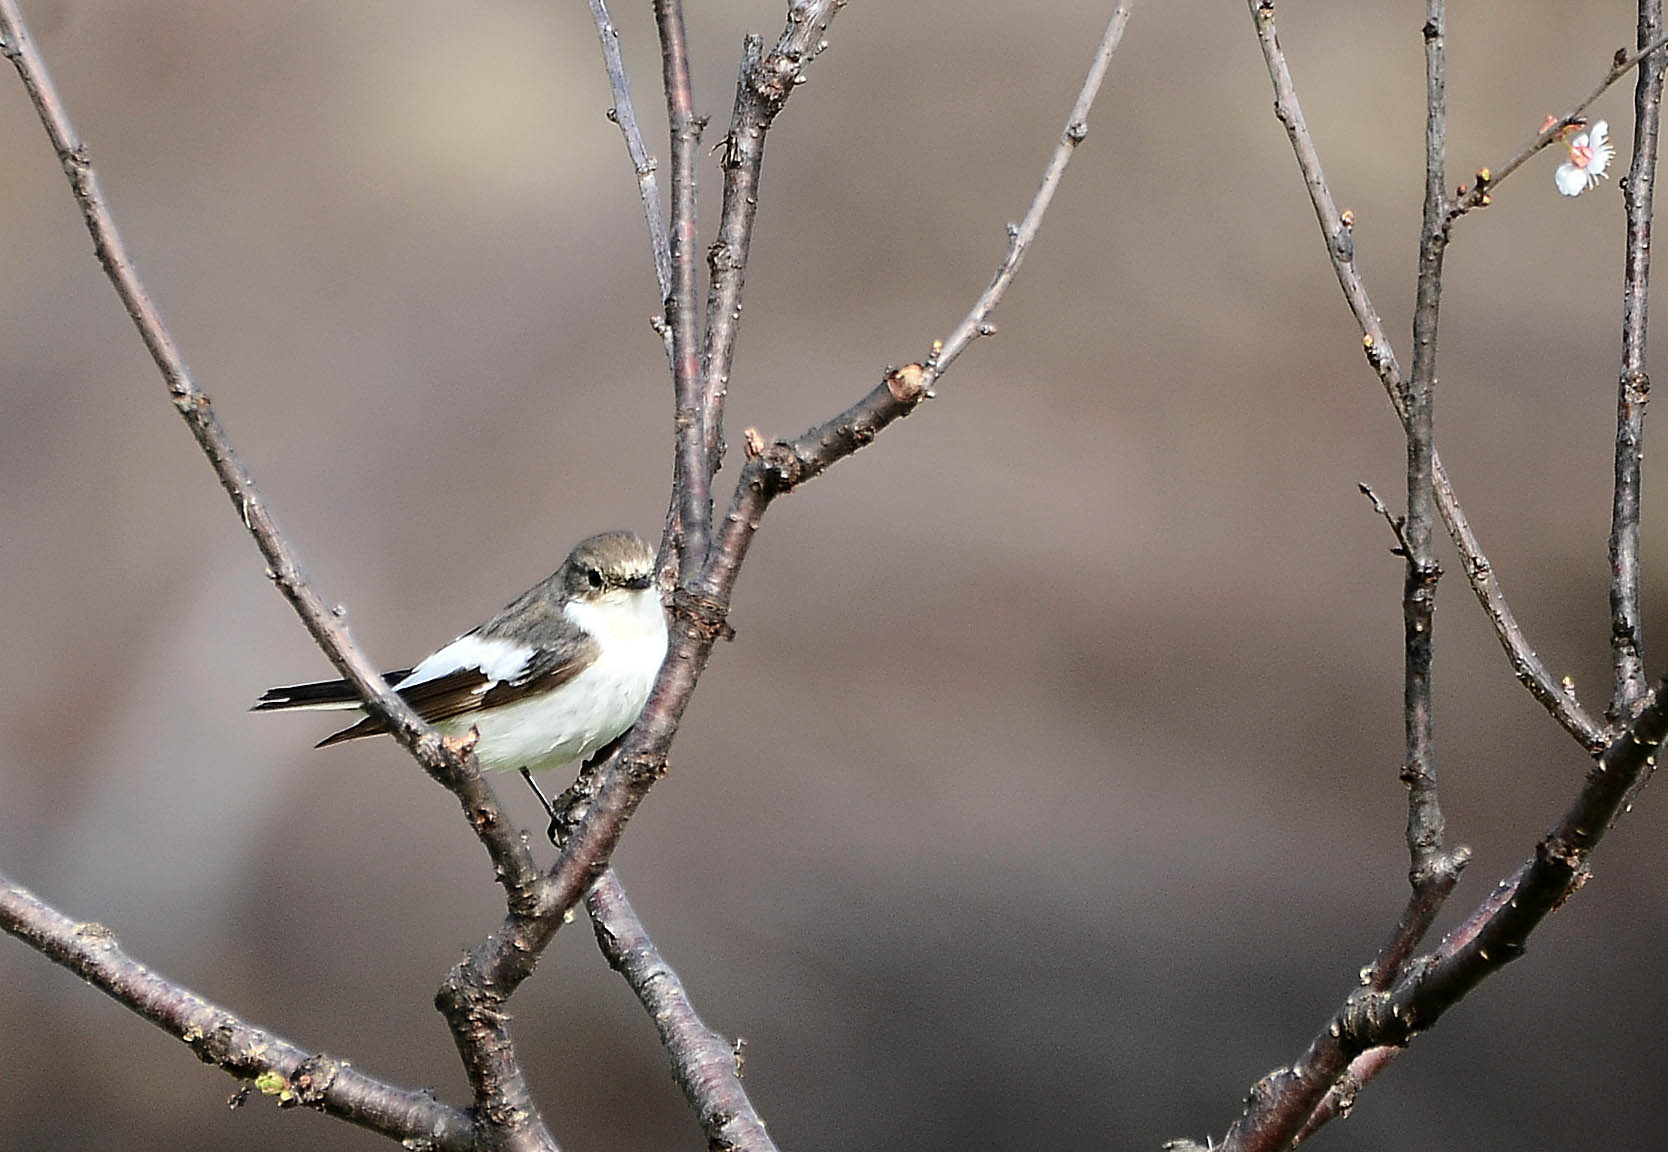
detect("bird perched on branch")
[254,531,668,775]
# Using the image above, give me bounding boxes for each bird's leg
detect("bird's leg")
[518,733,635,847]
[518,767,565,847]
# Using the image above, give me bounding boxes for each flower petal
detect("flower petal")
[1556,160,1593,196]
[1588,120,1614,177]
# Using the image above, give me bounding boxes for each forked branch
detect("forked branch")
[1248,0,1610,753]
[0,1,558,1144]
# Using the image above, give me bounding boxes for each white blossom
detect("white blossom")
[1555,119,1614,197]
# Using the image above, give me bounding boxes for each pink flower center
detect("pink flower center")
[1570,143,1593,170]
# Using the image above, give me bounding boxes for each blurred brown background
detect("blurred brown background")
[2,1,1664,1149]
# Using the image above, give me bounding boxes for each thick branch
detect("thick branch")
[0,869,474,1150]
[1400,0,1460,889]
[1247,0,1609,753]
[588,872,778,1152]
[1609,1,1666,725]
[701,0,847,478]
[1217,678,1668,1151]
[655,0,711,571]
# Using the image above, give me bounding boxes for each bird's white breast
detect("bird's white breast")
[440,588,668,773]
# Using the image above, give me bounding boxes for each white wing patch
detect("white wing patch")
[395,633,534,692]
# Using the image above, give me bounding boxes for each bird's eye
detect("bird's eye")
[586,567,604,589]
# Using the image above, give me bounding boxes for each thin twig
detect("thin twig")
[1609,3,1666,725]
[701,1,847,479]
[926,1,1135,383]
[1357,483,1414,558]
[701,32,763,482]
[587,0,673,302]
[588,872,779,1152]
[655,0,711,572]
[1247,0,1609,753]
[1446,31,1668,225]
[0,869,475,1150]
[0,6,557,1145]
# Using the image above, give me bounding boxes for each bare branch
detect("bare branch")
[1446,30,1668,224]
[588,872,778,1152]
[1399,0,1463,891]
[1609,2,1666,725]
[0,1,543,908]
[655,0,712,572]
[587,0,673,301]
[927,1,1135,382]
[1210,6,1668,1146]
[0,4,564,1142]
[1218,678,1668,1151]
[439,0,1136,1020]
[1357,483,1414,557]
[1246,0,1609,753]
[4,2,1133,1142]
[0,869,474,1150]
[701,1,847,479]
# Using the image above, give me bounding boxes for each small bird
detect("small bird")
[254,531,668,775]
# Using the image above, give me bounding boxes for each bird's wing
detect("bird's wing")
[305,629,601,748]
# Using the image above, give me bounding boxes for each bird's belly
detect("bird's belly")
[436,653,657,773]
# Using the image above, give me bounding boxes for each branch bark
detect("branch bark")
[1399,0,1466,894]
[587,0,673,302]
[1609,0,1666,726]
[588,872,778,1152]
[656,0,712,573]
[0,869,475,1150]
[701,1,846,480]
[1247,0,1611,753]
[1,2,1136,1147]
[0,3,558,1145]
[439,0,1138,1054]
[1217,678,1668,1151]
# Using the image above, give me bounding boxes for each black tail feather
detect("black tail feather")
[251,669,413,711]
